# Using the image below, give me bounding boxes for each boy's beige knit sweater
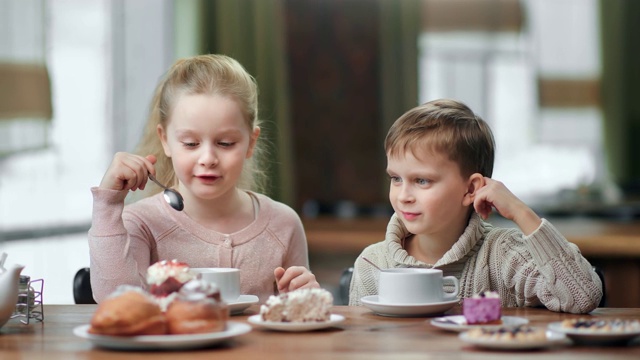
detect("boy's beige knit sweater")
[349,213,602,314]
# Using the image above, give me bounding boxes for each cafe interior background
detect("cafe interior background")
[1,0,639,306]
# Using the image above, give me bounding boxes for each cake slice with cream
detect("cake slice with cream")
[260,288,333,322]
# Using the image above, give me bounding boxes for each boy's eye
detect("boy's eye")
[416,178,429,185]
[182,142,198,147]
[218,141,235,147]
[389,175,401,183]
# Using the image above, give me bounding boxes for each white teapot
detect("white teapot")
[0,252,25,328]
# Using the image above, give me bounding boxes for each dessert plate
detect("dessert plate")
[73,321,251,350]
[361,295,458,317]
[431,315,529,332]
[548,321,640,345]
[247,314,345,332]
[459,329,569,350]
[229,295,259,315]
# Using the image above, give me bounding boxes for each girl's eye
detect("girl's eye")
[182,142,198,148]
[218,141,235,147]
[416,178,429,185]
[389,175,401,183]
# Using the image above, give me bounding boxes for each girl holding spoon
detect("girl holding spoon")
[90,54,318,303]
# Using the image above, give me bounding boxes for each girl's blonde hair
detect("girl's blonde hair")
[385,99,495,178]
[136,54,266,195]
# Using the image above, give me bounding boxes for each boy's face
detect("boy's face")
[386,149,472,240]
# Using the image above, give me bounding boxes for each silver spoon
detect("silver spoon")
[148,172,184,211]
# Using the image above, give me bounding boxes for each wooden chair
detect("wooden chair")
[73,267,96,304]
[337,266,606,307]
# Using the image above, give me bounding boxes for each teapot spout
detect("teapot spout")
[0,263,25,328]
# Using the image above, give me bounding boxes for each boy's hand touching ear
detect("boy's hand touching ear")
[473,177,542,235]
[274,266,320,293]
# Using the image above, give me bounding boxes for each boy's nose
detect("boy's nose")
[397,185,415,203]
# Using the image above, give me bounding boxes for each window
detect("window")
[418,0,610,207]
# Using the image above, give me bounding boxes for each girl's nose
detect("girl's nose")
[198,145,219,167]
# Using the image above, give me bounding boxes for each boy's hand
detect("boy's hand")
[100,152,157,191]
[274,266,320,293]
[473,177,542,235]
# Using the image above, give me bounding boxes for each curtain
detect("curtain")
[200,0,421,205]
[202,0,294,203]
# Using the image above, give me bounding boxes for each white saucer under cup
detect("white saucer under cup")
[378,268,459,305]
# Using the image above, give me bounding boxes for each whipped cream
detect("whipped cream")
[472,291,500,299]
[146,259,195,285]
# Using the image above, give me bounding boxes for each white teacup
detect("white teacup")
[191,268,241,303]
[378,268,459,304]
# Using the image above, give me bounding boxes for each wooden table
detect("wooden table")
[1,305,639,359]
[303,217,640,307]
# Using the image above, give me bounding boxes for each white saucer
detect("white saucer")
[229,295,259,315]
[247,314,345,332]
[360,295,458,317]
[548,321,640,345]
[73,322,251,350]
[459,329,569,350]
[431,315,529,332]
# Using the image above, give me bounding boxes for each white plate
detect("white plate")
[229,295,259,315]
[247,314,345,332]
[431,315,529,332]
[73,322,251,350]
[548,321,640,345]
[459,330,569,350]
[361,295,458,317]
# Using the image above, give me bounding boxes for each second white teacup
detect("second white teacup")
[191,267,241,303]
[378,268,459,304]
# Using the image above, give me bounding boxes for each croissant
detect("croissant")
[89,291,167,336]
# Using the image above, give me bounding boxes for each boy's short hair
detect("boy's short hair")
[384,99,495,178]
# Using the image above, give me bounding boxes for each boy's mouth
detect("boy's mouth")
[401,211,420,221]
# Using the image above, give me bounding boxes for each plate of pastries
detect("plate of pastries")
[73,260,251,350]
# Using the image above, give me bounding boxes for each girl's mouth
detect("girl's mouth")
[196,175,220,183]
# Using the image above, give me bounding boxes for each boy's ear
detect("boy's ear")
[462,173,485,206]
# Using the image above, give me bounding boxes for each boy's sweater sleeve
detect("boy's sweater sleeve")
[494,219,602,314]
[88,187,150,303]
[349,246,384,306]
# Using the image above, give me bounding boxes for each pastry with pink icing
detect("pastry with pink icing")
[146,259,196,297]
[463,291,502,325]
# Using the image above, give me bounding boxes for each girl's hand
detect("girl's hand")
[274,266,320,293]
[100,153,157,191]
[473,177,541,235]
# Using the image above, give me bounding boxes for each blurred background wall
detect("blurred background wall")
[1,0,639,303]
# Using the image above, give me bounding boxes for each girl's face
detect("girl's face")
[158,93,259,202]
[386,150,473,241]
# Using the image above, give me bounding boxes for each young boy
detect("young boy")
[349,99,602,314]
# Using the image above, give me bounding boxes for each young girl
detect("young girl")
[349,99,603,313]
[89,54,318,303]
